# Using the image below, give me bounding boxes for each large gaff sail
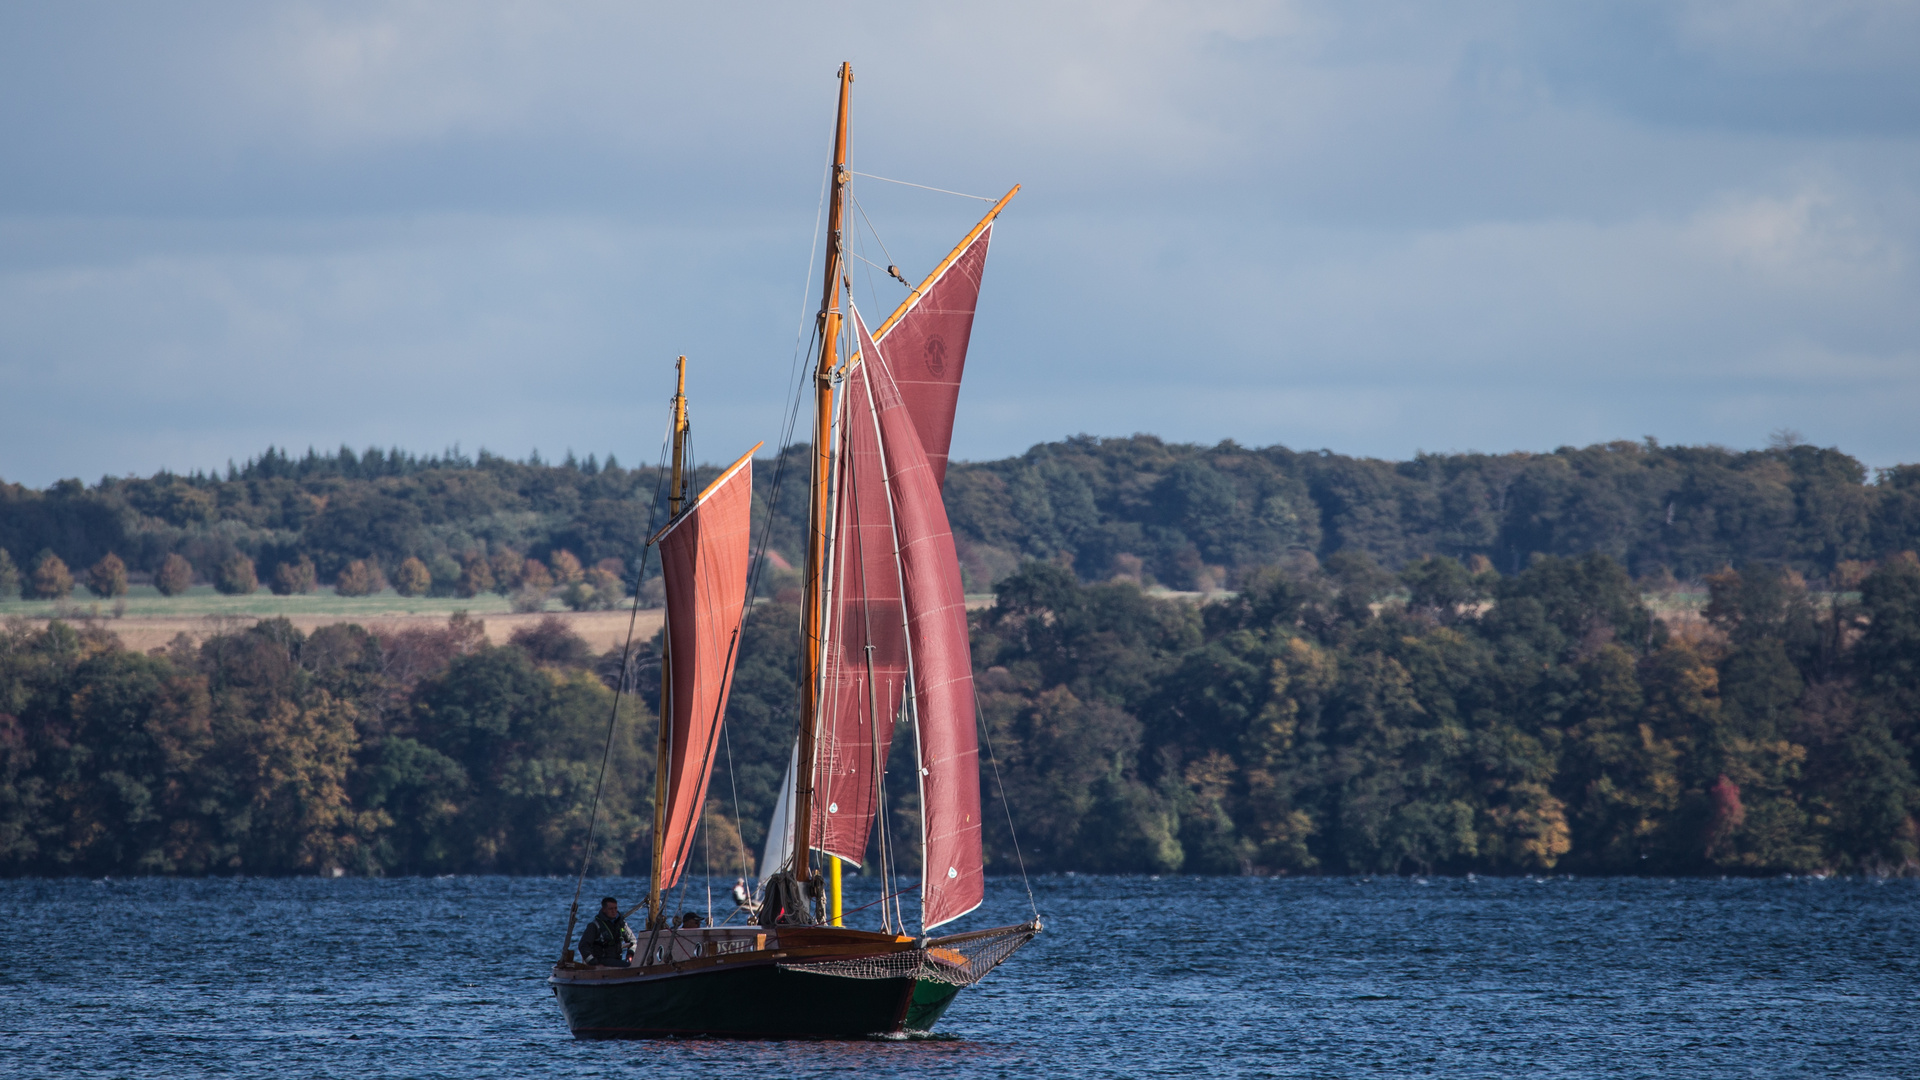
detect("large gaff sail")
[652,445,758,892]
[853,305,983,930]
[872,224,993,491]
[813,355,910,867]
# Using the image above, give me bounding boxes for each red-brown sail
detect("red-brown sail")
[813,358,909,867]
[651,445,757,891]
[854,305,983,929]
[872,224,993,491]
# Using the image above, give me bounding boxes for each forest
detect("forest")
[3,434,1920,599]
[2,433,1918,878]
[3,546,1916,879]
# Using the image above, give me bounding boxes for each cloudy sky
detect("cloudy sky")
[2,1,1917,487]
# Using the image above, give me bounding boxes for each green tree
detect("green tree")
[155,553,194,596]
[214,553,257,595]
[0,548,19,598]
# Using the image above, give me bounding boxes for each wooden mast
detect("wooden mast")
[792,63,853,898]
[646,355,690,929]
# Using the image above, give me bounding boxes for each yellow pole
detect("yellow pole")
[829,856,843,926]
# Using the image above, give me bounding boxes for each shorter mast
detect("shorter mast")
[646,356,690,929]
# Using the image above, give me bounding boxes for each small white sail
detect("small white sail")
[758,745,799,883]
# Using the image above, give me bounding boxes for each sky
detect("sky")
[2,1,1917,488]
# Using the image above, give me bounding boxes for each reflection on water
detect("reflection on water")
[1,874,1915,1078]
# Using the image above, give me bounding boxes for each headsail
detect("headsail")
[650,445,758,893]
[853,304,983,930]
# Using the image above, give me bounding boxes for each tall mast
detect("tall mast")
[647,355,690,928]
[793,63,853,892]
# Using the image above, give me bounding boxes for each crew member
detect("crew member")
[579,896,636,967]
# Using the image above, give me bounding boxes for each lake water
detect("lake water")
[2,874,1914,1078]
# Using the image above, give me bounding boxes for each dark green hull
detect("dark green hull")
[552,961,959,1039]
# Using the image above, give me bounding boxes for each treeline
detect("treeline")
[5,548,1918,878]
[0,615,655,876]
[6,436,1920,603]
[944,435,1920,590]
[0,443,812,605]
[963,552,1920,876]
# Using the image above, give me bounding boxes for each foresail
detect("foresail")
[652,445,757,893]
[872,223,994,491]
[853,305,984,930]
[759,745,798,882]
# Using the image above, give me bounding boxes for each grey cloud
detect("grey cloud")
[0,0,1916,486]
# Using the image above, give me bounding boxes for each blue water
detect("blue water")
[2,874,1915,1078]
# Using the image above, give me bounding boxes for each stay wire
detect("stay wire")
[850,170,994,202]
[973,681,1039,923]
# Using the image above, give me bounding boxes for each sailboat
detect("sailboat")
[548,62,1038,1040]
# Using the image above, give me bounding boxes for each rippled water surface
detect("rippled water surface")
[2,874,1915,1078]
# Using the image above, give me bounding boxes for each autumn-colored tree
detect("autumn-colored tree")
[154,553,194,596]
[85,553,129,598]
[548,549,584,585]
[271,555,317,595]
[456,552,495,598]
[214,553,258,595]
[511,557,556,612]
[27,550,73,599]
[488,547,523,595]
[394,557,432,597]
[335,559,387,597]
[0,547,21,598]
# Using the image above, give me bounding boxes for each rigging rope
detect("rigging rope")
[851,170,994,202]
[974,681,1040,923]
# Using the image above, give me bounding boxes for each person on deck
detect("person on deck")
[579,897,636,967]
[680,911,703,929]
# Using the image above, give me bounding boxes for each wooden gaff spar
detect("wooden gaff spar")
[549,62,1037,1040]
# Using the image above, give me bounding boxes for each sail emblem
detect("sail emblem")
[924,335,947,377]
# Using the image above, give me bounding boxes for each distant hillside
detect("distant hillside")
[3,436,1918,597]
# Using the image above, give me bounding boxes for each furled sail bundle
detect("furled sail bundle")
[650,445,758,891]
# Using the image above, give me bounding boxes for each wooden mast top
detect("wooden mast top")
[793,63,853,890]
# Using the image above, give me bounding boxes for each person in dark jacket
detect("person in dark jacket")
[579,896,636,966]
